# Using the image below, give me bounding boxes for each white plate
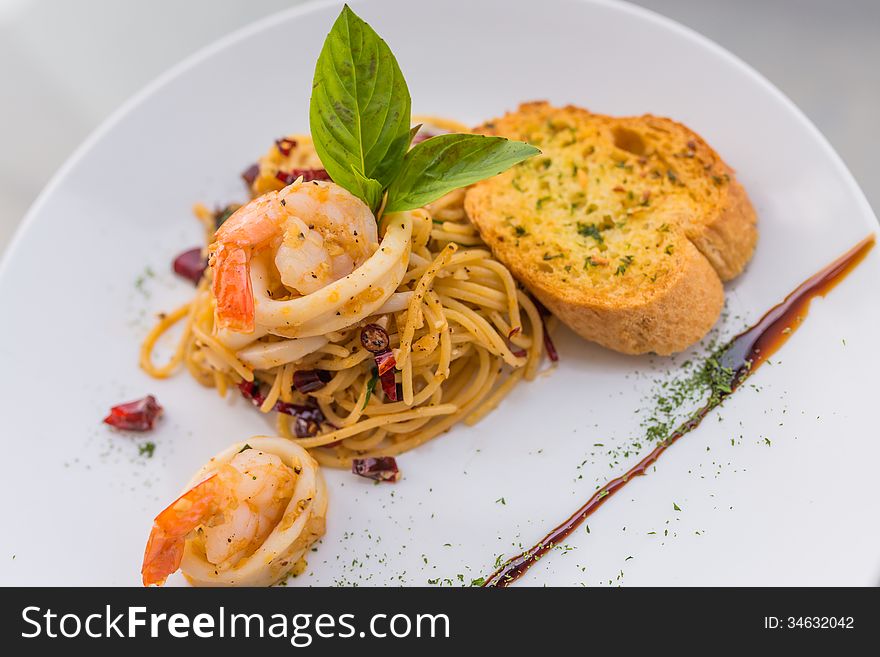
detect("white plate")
[1,0,878,587]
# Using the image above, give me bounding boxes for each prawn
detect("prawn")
[141,449,296,586]
[209,180,379,333]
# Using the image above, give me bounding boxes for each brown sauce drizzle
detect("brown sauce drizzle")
[483,235,876,587]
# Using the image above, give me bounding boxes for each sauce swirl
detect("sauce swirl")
[483,235,876,587]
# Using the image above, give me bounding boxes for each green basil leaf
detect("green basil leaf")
[363,124,420,203]
[384,134,540,212]
[309,5,412,204]
[350,168,384,214]
[373,123,422,196]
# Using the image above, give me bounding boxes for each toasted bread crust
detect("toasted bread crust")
[464,102,757,355]
[621,113,758,281]
[690,174,757,281]
[534,238,724,355]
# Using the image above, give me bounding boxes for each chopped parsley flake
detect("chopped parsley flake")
[615,255,634,275]
[577,222,604,244]
[363,369,379,408]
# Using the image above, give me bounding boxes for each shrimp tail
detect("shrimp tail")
[211,247,255,333]
[141,527,185,587]
[141,475,221,586]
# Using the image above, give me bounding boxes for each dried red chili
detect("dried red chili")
[241,163,260,186]
[241,381,329,437]
[361,324,391,353]
[172,248,206,285]
[378,368,397,402]
[374,350,396,377]
[359,325,398,400]
[352,457,400,482]
[292,369,333,394]
[238,380,266,407]
[373,350,397,401]
[103,395,163,431]
[275,137,297,156]
[276,169,332,185]
[275,401,326,437]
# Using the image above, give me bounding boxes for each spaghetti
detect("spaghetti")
[141,127,549,469]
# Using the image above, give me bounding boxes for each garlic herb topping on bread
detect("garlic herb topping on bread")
[465,102,758,355]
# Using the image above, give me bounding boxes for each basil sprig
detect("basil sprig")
[385,134,540,212]
[309,5,539,214]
